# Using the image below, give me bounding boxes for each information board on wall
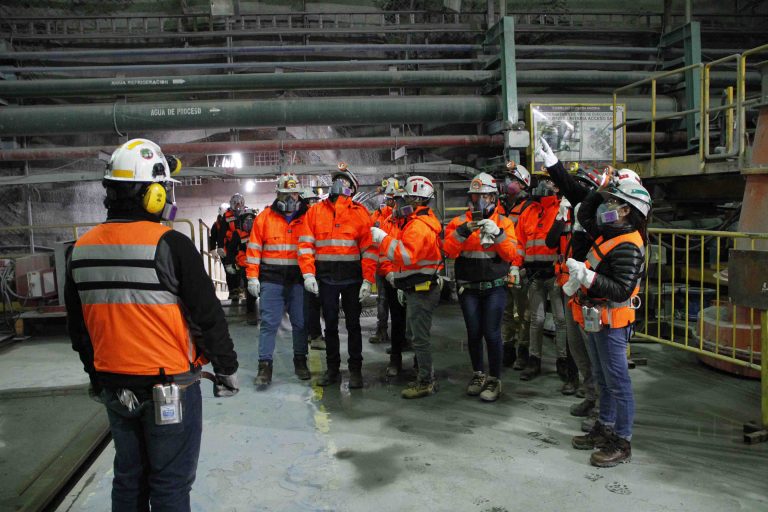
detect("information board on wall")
[529,104,626,169]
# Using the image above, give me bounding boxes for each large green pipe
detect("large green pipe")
[0,96,500,136]
[0,70,498,98]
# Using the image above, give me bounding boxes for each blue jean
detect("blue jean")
[259,282,307,360]
[459,286,507,378]
[528,276,567,359]
[102,382,202,512]
[585,326,635,440]
[319,280,363,370]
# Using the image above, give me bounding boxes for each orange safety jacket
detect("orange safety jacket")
[69,221,205,377]
[553,207,574,287]
[507,195,534,226]
[513,195,559,273]
[298,196,376,283]
[570,231,644,329]
[377,212,402,277]
[443,209,518,284]
[371,204,392,227]
[379,206,444,289]
[245,206,308,285]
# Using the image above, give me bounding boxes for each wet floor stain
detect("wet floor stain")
[473,496,490,505]
[526,431,560,445]
[605,481,631,495]
[529,401,548,411]
[584,472,604,482]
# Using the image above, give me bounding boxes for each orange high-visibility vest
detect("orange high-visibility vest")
[245,206,307,282]
[514,195,559,268]
[70,221,203,376]
[379,206,443,288]
[570,231,644,329]
[554,207,574,287]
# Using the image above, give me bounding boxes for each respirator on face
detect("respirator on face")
[470,195,496,219]
[596,202,626,226]
[393,196,414,218]
[330,178,353,197]
[275,193,298,213]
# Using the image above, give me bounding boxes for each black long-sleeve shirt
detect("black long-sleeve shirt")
[577,192,645,303]
[65,217,238,391]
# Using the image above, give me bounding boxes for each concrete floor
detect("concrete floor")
[2,302,766,512]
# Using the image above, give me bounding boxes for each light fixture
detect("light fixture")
[244,180,255,193]
[232,153,243,169]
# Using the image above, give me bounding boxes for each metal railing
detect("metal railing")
[637,227,768,428]
[612,42,768,173]
[197,219,227,292]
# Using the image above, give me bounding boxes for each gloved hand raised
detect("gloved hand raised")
[562,275,581,296]
[370,226,388,244]
[247,278,260,297]
[385,272,395,287]
[216,248,226,259]
[566,258,596,288]
[359,280,373,302]
[303,273,319,296]
[397,289,406,307]
[477,218,501,237]
[213,372,239,397]
[536,136,559,167]
[556,197,571,221]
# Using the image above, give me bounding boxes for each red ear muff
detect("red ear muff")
[143,183,167,214]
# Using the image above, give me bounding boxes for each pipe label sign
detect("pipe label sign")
[150,107,203,117]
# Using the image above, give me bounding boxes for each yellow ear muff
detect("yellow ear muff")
[167,156,182,175]
[143,183,167,214]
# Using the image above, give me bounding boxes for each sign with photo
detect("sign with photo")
[529,104,626,169]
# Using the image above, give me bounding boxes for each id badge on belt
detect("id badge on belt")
[153,383,183,425]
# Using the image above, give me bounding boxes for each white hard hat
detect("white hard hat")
[276,173,301,193]
[405,176,435,200]
[615,168,642,185]
[506,162,531,188]
[604,181,652,218]
[218,202,230,216]
[381,177,401,196]
[300,187,319,200]
[105,138,180,183]
[468,172,498,194]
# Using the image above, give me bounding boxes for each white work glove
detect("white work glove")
[397,289,406,307]
[556,197,571,221]
[536,136,559,167]
[213,372,239,398]
[247,278,260,297]
[359,280,373,302]
[507,266,520,286]
[562,275,581,297]
[371,226,387,244]
[477,218,501,237]
[216,248,226,259]
[303,274,319,296]
[566,258,596,288]
[225,264,237,275]
[385,272,395,287]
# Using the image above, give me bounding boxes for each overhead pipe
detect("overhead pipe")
[0,70,498,98]
[0,96,500,136]
[0,135,505,161]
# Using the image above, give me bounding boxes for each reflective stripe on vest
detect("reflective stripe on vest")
[71,221,199,376]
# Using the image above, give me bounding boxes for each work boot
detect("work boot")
[502,342,517,367]
[254,360,273,387]
[309,335,326,350]
[570,398,596,417]
[466,371,487,396]
[348,369,364,389]
[576,386,587,398]
[561,361,579,395]
[479,377,502,402]
[369,327,389,344]
[246,310,259,325]
[512,345,529,371]
[386,355,402,378]
[581,408,599,432]
[519,355,541,381]
[572,421,611,450]
[293,355,311,381]
[401,379,438,399]
[317,368,340,386]
[556,357,569,382]
[590,436,632,467]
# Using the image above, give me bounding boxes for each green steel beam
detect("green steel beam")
[660,22,702,148]
[0,70,499,98]
[0,96,500,136]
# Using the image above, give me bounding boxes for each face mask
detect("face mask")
[393,197,413,218]
[596,203,623,225]
[242,217,254,232]
[533,180,554,197]
[161,184,177,221]
[471,197,495,218]
[330,179,353,197]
